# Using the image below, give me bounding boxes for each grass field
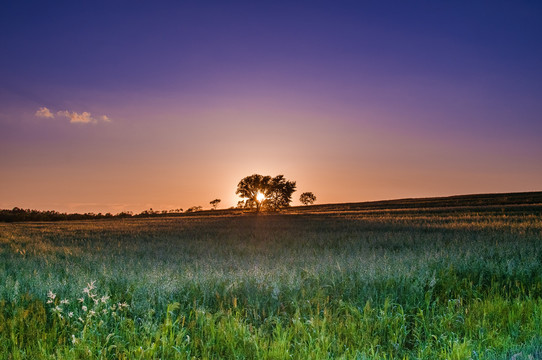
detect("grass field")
[1,195,542,359]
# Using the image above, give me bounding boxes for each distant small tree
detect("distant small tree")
[299,192,316,205]
[210,199,221,210]
[186,206,203,213]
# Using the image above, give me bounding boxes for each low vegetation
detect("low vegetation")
[1,195,541,359]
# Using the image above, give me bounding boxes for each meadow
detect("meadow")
[1,198,542,359]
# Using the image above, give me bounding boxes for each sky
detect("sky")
[1,1,541,213]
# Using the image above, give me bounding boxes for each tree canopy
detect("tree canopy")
[236,174,296,212]
[299,192,317,205]
[210,199,221,210]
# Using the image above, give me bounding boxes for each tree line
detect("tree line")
[0,208,184,223]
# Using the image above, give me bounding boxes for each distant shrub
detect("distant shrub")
[299,192,317,205]
[186,206,203,213]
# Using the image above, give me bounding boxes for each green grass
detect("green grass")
[1,205,541,359]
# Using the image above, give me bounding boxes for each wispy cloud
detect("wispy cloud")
[35,107,54,118]
[35,107,111,124]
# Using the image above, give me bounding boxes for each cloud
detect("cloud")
[35,107,54,118]
[57,110,94,124]
[35,107,111,124]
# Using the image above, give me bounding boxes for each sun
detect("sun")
[256,191,266,203]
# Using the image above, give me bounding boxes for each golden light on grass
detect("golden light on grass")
[256,191,265,203]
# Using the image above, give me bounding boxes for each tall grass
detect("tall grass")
[1,208,541,359]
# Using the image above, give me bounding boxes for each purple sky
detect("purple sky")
[1,1,541,213]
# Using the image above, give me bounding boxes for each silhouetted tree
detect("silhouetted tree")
[267,175,297,210]
[186,206,203,213]
[210,199,221,210]
[236,174,296,212]
[236,174,272,213]
[299,192,317,205]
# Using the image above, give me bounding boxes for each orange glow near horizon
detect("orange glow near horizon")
[1,105,541,215]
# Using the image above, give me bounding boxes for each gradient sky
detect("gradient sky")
[1,1,541,213]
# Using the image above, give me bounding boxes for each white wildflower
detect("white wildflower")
[82,305,87,312]
[78,297,84,303]
[47,291,56,303]
[118,302,129,309]
[68,312,74,318]
[100,295,110,303]
[60,299,69,305]
[87,280,96,291]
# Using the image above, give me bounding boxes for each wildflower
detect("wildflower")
[78,317,84,323]
[87,280,96,291]
[102,309,107,314]
[100,295,110,303]
[47,290,56,300]
[68,312,74,318]
[71,335,78,344]
[60,299,69,305]
[89,310,96,316]
[78,297,84,303]
[82,305,88,312]
[83,281,96,296]
[119,302,129,309]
